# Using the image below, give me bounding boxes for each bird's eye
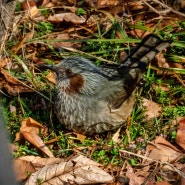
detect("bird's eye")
[65,69,73,76]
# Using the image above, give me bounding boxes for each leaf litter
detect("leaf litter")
[1,0,185,184]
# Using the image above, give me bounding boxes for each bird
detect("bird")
[44,34,170,135]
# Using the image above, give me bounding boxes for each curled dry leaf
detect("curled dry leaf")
[21,131,54,158]
[16,117,54,157]
[48,13,86,24]
[142,98,162,120]
[18,117,45,135]
[25,155,114,185]
[0,68,33,96]
[18,156,63,171]
[146,136,182,162]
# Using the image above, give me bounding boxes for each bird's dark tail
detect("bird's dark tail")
[121,34,170,69]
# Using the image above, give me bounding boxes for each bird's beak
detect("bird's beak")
[42,64,58,73]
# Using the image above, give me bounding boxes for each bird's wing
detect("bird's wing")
[99,34,170,110]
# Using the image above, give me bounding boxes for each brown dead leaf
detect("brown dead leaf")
[112,127,121,143]
[22,131,54,157]
[0,69,33,95]
[13,159,36,181]
[97,0,119,8]
[135,166,150,179]
[1,69,21,85]
[51,33,82,49]
[11,30,34,54]
[48,13,86,24]
[18,156,63,170]
[45,72,56,84]
[0,57,11,68]
[16,117,53,157]
[73,133,86,142]
[45,136,61,145]
[142,98,162,120]
[21,117,44,131]
[126,165,145,185]
[176,118,185,150]
[127,1,145,10]
[40,0,55,8]
[21,1,40,17]
[156,52,170,68]
[155,52,175,75]
[146,136,182,162]
[25,155,114,184]
[156,181,172,185]
[129,30,151,39]
[154,52,184,75]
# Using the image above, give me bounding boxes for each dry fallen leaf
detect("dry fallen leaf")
[16,117,54,157]
[13,159,36,181]
[51,33,82,49]
[0,57,11,68]
[45,72,56,84]
[156,180,172,185]
[74,133,86,142]
[48,13,86,24]
[112,127,121,143]
[22,131,54,158]
[142,98,162,120]
[146,136,182,162]
[18,156,63,171]
[129,30,151,38]
[97,0,119,8]
[21,1,40,17]
[126,164,145,185]
[25,155,114,185]
[127,1,144,10]
[0,69,33,95]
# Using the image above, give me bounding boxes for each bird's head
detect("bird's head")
[44,57,108,95]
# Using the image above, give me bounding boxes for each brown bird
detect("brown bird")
[45,34,170,135]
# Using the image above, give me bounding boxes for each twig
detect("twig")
[141,0,185,17]
[142,163,160,185]
[141,0,161,15]
[119,149,185,178]
[173,72,185,87]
